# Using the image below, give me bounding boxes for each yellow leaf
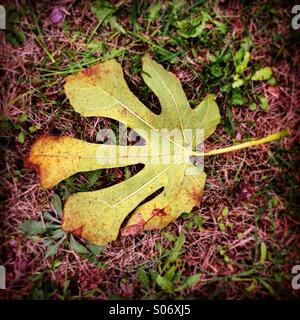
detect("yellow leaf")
[26,55,220,244]
[26,55,288,245]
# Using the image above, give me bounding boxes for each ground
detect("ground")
[0,0,299,299]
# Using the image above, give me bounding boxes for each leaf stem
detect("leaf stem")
[191,129,290,157]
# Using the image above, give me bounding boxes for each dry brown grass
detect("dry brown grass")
[0,0,299,299]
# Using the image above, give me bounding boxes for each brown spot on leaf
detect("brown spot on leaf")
[190,189,203,204]
[152,208,167,217]
[71,225,84,237]
[24,135,65,188]
[142,208,168,230]
[82,64,110,83]
[83,65,99,77]
[121,215,146,236]
[65,63,109,85]
[24,155,41,177]
[120,107,128,116]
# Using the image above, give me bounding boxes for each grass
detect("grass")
[0,0,299,299]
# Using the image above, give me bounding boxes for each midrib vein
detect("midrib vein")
[149,64,188,145]
[109,157,185,208]
[97,85,186,150]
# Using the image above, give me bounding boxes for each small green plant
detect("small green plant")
[181,211,205,231]
[19,194,104,259]
[5,4,26,46]
[137,232,201,298]
[207,37,275,112]
[89,0,126,43]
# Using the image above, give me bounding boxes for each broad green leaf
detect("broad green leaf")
[91,0,125,34]
[18,114,28,122]
[222,207,229,217]
[156,274,174,293]
[148,2,162,24]
[219,223,226,232]
[234,48,245,66]
[69,234,90,255]
[259,95,269,111]
[19,220,54,236]
[210,63,223,77]
[165,265,177,281]
[45,241,59,259]
[175,11,211,39]
[259,241,267,265]
[26,55,288,245]
[138,269,150,290]
[241,36,253,52]
[85,242,104,255]
[234,49,250,75]
[168,233,185,263]
[185,273,200,287]
[52,228,65,240]
[268,76,276,86]
[232,78,244,88]
[26,55,220,245]
[52,194,62,218]
[176,273,200,291]
[185,221,193,230]
[87,170,102,188]
[193,215,204,230]
[17,131,25,144]
[249,102,257,111]
[252,67,272,81]
[230,89,245,105]
[43,211,59,223]
[213,20,227,34]
[162,232,176,241]
[91,1,116,26]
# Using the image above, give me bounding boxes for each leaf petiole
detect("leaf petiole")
[192,129,290,157]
